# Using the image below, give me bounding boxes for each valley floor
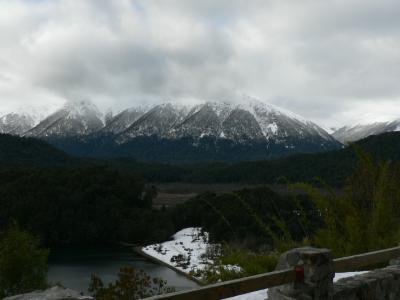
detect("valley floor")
[153,183,309,209]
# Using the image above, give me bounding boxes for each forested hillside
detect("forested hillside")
[0,134,71,166]
[107,131,400,186]
[0,167,174,246]
[2,131,400,187]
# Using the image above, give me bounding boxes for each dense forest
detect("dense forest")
[0,166,319,249]
[1,131,400,248]
[2,131,400,187]
[0,134,71,166]
[172,188,321,249]
[44,133,341,163]
[0,167,174,246]
[2,131,400,297]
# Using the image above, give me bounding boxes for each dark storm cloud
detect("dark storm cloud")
[0,0,399,127]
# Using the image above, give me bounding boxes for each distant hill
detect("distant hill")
[1,131,399,187]
[185,131,400,186]
[117,131,400,186]
[332,120,400,143]
[0,134,71,166]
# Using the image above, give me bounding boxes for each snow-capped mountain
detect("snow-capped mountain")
[117,98,338,147]
[118,103,192,140]
[1,98,338,146]
[102,106,150,134]
[0,105,56,136]
[26,100,104,137]
[1,97,342,161]
[332,120,400,143]
[0,113,36,135]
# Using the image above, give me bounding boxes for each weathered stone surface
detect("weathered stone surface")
[4,286,93,300]
[268,247,334,300]
[333,265,400,300]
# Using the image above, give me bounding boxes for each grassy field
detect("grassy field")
[153,183,309,209]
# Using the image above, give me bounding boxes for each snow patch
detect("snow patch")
[143,228,368,300]
[266,123,278,135]
[142,228,215,277]
[226,271,369,300]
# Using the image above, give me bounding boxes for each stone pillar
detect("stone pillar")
[268,247,334,300]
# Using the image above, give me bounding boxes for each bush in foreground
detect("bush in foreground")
[0,224,48,298]
[89,266,175,300]
[297,148,400,257]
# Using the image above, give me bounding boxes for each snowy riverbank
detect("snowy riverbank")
[142,227,214,279]
[142,227,367,300]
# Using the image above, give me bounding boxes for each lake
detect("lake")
[48,245,199,294]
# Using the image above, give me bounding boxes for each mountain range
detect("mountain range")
[332,120,400,143]
[0,98,342,162]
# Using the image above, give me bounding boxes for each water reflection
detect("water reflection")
[48,245,199,294]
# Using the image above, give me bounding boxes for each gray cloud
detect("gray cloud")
[0,0,399,127]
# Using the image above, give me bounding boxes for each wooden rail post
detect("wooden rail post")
[268,247,334,300]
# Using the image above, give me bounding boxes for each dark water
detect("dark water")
[48,245,199,294]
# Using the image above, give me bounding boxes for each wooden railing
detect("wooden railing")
[144,246,400,300]
[334,246,400,272]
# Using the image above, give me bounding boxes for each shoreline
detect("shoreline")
[132,246,204,285]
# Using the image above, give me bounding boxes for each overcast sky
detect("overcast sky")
[0,0,399,128]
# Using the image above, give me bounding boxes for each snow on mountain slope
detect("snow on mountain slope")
[171,102,233,139]
[0,105,58,136]
[332,119,400,143]
[118,98,338,146]
[0,113,36,135]
[2,97,341,154]
[26,100,104,137]
[102,106,149,134]
[118,102,192,141]
[241,98,334,142]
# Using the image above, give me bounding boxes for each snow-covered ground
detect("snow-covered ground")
[142,227,214,277]
[142,228,368,300]
[226,271,368,300]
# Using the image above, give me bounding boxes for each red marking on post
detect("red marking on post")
[294,265,305,282]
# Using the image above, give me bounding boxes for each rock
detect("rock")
[4,286,93,300]
[268,247,334,300]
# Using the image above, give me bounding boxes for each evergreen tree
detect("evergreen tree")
[0,224,48,298]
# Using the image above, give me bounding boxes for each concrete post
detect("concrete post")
[268,247,334,300]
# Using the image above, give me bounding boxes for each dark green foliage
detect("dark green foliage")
[298,147,400,257]
[3,131,400,187]
[102,131,400,186]
[192,245,279,284]
[0,224,48,298]
[89,266,174,300]
[172,187,320,249]
[0,167,174,246]
[0,134,70,166]
[45,134,341,163]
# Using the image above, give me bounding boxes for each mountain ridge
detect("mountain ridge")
[333,120,400,143]
[1,98,342,162]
